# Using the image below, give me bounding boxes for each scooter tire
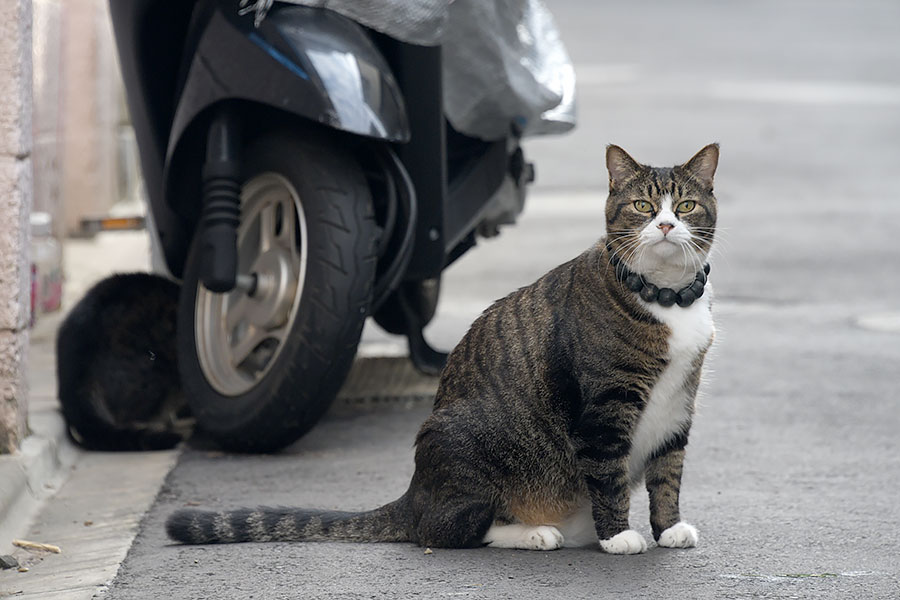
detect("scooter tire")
[177,132,377,453]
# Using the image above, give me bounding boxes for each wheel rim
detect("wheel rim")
[195,173,308,396]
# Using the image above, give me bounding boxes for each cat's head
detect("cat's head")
[605,144,718,287]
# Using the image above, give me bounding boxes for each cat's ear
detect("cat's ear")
[606,145,643,190]
[682,143,719,190]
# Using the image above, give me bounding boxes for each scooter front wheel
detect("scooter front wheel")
[177,133,377,452]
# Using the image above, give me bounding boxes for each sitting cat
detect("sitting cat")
[57,272,192,451]
[166,143,719,553]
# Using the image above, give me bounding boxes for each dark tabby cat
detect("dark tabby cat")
[57,272,191,451]
[167,144,719,553]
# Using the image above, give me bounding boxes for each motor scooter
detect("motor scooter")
[109,0,541,452]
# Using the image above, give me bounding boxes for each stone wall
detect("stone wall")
[0,0,33,453]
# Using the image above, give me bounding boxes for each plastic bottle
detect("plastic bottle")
[30,212,63,318]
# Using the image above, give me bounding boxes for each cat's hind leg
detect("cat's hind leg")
[414,497,495,549]
[483,523,564,550]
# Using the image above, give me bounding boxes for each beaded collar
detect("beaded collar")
[606,245,710,308]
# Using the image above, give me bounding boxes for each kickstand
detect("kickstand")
[398,291,448,376]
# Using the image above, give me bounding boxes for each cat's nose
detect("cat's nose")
[658,222,675,236]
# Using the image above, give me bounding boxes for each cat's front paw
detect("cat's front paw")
[657,522,698,548]
[599,529,648,555]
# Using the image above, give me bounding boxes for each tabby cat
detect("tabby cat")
[167,144,719,553]
[57,272,191,451]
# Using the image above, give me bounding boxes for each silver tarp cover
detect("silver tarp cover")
[249,0,576,139]
[442,0,576,139]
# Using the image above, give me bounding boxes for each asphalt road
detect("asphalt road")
[106,1,900,598]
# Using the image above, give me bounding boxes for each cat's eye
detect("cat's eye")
[676,200,696,213]
[633,200,653,213]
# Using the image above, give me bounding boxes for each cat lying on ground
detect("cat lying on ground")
[57,272,192,451]
[167,143,719,553]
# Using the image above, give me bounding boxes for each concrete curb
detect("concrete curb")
[0,304,82,557]
[0,409,79,555]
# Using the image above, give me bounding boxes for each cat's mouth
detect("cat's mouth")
[646,237,685,260]
[651,237,681,249]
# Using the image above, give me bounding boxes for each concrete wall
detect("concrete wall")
[0,0,34,453]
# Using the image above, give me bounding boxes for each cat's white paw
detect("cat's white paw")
[484,524,564,550]
[599,529,648,555]
[525,525,565,551]
[657,522,698,548]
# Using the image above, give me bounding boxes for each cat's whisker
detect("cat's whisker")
[678,243,691,281]
[612,239,644,279]
[691,228,727,245]
[687,243,702,278]
[610,235,641,248]
[679,241,702,282]
[635,245,649,274]
[609,236,643,265]
[607,233,642,275]
[686,240,713,278]
[703,240,731,271]
[622,240,644,268]
[686,243,703,274]
[685,238,706,262]
[689,234,726,264]
[616,238,642,255]
[689,231,728,255]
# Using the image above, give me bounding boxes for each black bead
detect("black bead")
[695,269,707,285]
[657,288,678,307]
[626,273,644,292]
[704,263,711,275]
[689,279,705,297]
[640,283,659,302]
[677,288,697,307]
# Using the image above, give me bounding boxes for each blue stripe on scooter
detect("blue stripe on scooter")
[249,32,309,80]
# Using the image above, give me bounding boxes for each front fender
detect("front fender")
[168,4,409,155]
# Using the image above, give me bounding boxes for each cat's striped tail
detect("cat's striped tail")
[165,498,410,544]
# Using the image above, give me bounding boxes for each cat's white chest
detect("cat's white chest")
[627,291,715,484]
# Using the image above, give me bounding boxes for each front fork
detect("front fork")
[199,107,242,293]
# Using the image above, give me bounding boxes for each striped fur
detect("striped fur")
[166,145,719,552]
[166,501,410,544]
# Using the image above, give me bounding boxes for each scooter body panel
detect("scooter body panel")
[169,5,410,158]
